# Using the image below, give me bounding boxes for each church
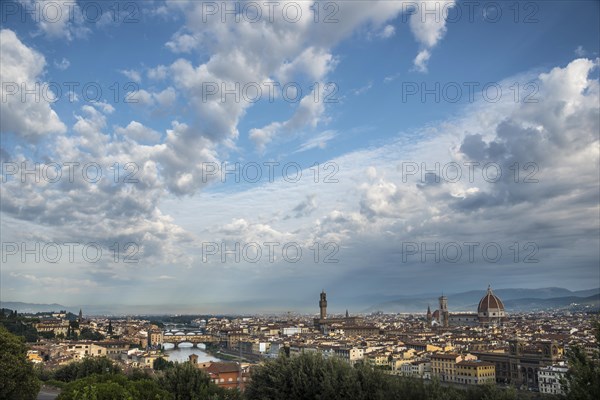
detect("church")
[427,285,507,327]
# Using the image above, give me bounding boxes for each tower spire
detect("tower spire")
[319,290,327,319]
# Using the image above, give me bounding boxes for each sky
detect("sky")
[0,0,599,314]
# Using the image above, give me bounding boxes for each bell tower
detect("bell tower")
[319,290,327,319]
[426,305,432,324]
[439,295,449,327]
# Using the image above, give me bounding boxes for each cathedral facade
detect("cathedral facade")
[427,286,507,327]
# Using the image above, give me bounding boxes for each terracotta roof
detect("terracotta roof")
[205,362,241,374]
[458,360,495,367]
[431,353,460,359]
[478,286,505,312]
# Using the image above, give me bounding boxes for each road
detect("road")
[37,386,60,400]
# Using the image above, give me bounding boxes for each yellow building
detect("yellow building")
[431,353,477,383]
[34,319,70,336]
[27,350,43,363]
[366,351,390,367]
[455,360,496,385]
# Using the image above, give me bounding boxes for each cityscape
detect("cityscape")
[1,0,599,399]
[2,286,598,399]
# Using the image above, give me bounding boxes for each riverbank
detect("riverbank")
[204,344,260,363]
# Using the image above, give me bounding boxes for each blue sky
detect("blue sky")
[1,0,599,313]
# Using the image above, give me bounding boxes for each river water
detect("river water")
[162,343,220,363]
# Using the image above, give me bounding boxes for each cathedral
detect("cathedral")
[427,285,507,327]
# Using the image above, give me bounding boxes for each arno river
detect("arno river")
[162,343,221,363]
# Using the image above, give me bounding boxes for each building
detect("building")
[455,360,496,385]
[334,347,364,364]
[449,313,479,326]
[100,341,130,360]
[148,330,163,347]
[473,339,564,389]
[319,290,327,319]
[34,319,70,336]
[313,290,363,332]
[131,351,166,368]
[27,350,44,364]
[427,285,507,327]
[431,353,476,383]
[341,325,380,337]
[439,296,449,327]
[430,296,450,327]
[404,341,442,353]
[282,326,302,336]
[538,363,568,396]
[64,341,129,360]
[200,362,250,390]
[400,360,431,378]
[426,305,432,324]
[477,286,507,326]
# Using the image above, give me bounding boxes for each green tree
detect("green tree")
[153,356,174,370]
[39,331,56,340]
[57,373,173,400]
[246,353,379,400]
[245,352,516,400]
[564,320,600,399]
[160,362,227,400]
[53,356,121,382]
[79,327,105,341]
[0,325,41,399]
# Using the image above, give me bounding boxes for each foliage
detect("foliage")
[79,327,105,341]
[39,331,56,339]
[563,320,600,399]
[53,356,121,382]
[153,356,174,370]
[0,310,39,342]
[245,353,520,400]
[0,325,41,399]
[159,361,241,400]
[56,373,174,400]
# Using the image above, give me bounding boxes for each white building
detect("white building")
[334,347,364,364]
[282,326,302,336]
[538,363,568,396]
[400,360,431,378]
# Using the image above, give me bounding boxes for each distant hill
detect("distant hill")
[0,301,74,314]
[365,288,600,313]
[503,294,600,312]
[3,287,599,315]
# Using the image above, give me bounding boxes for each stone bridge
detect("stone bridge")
[158,331,219,348]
